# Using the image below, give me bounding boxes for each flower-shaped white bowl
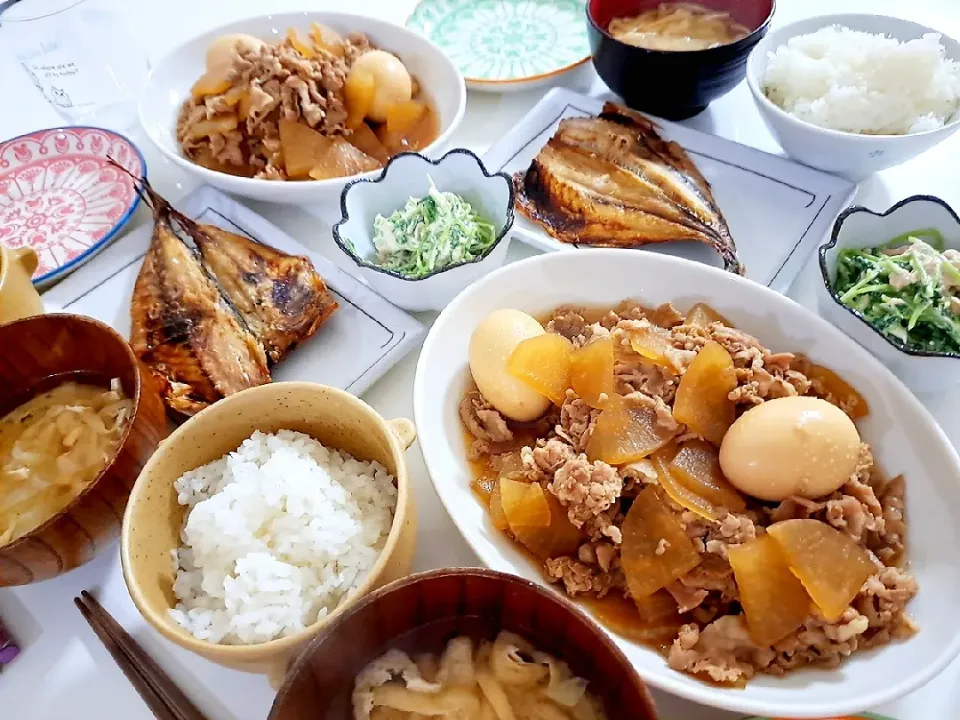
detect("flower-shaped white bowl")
[332,149,514,312]
[139,12,466,207]
[413,249,960,718]
[746,14,960,181]
[817,195,960,393]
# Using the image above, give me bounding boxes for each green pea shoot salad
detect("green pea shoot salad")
[833,228,960,354]
[367,179,497,279]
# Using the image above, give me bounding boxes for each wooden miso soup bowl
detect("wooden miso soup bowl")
[269,568,659,720]
[120,381,418,683]
[0,314,167,586]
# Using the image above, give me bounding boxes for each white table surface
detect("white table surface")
[2,0,960,718]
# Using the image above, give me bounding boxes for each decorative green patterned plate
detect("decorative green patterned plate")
[406,0,590,92]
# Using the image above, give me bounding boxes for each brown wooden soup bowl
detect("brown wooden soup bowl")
[0,313,167,586]
[269,568,659,720]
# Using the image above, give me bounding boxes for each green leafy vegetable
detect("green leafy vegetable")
[833,232,960,354]
[368,178,498,278]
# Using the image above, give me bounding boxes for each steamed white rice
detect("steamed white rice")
[168,430,397,645]
[762,26,960,135]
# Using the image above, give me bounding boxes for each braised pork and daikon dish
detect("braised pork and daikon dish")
[460,301,915,684]
[353,632,607,720]
[179,26,438,180]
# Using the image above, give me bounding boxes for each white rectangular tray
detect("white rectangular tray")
[42,185,425,397]
[483,87,857,293]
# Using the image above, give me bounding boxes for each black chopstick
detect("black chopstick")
[75,591,209,720]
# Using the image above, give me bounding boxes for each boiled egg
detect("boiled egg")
[469,309,552,422]
[719,396,861,502]
[349,50,412,123]
[206,33,264,72]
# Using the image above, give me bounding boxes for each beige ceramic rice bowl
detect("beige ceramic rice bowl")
[121,382,417,684]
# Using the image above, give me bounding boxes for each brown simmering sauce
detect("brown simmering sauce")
[463,419,733,682]
[463,303,696,654]
[462,360,693,656]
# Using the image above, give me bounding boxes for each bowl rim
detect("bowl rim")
[120,381,415,660]
[0,125,146,286]
[267,566,658,720]
[331,148,516,282]
[746,12,960,140]
[0,313,147,554]
[454,55,592,87]
[586,0,776,57]
[412,248,960,715]
[137,10,467,191]
[818,194,960,360]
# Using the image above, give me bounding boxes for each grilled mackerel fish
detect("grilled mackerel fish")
[128,181,340,416]
[130,199,271,416]
[515,102,743,274]
[192,225,339,364]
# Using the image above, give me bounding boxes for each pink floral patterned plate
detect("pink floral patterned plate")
[0,127,144,287]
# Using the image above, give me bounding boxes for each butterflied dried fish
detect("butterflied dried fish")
[130,192,270,416]
[515,102,743,274]
[125,175,339,416]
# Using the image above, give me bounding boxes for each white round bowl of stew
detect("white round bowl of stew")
[139,12,466,207]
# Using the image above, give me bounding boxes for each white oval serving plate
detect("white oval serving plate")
[414,249,960,718]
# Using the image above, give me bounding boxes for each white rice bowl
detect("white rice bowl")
[168,429,397,645]
[762,26,960,135]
